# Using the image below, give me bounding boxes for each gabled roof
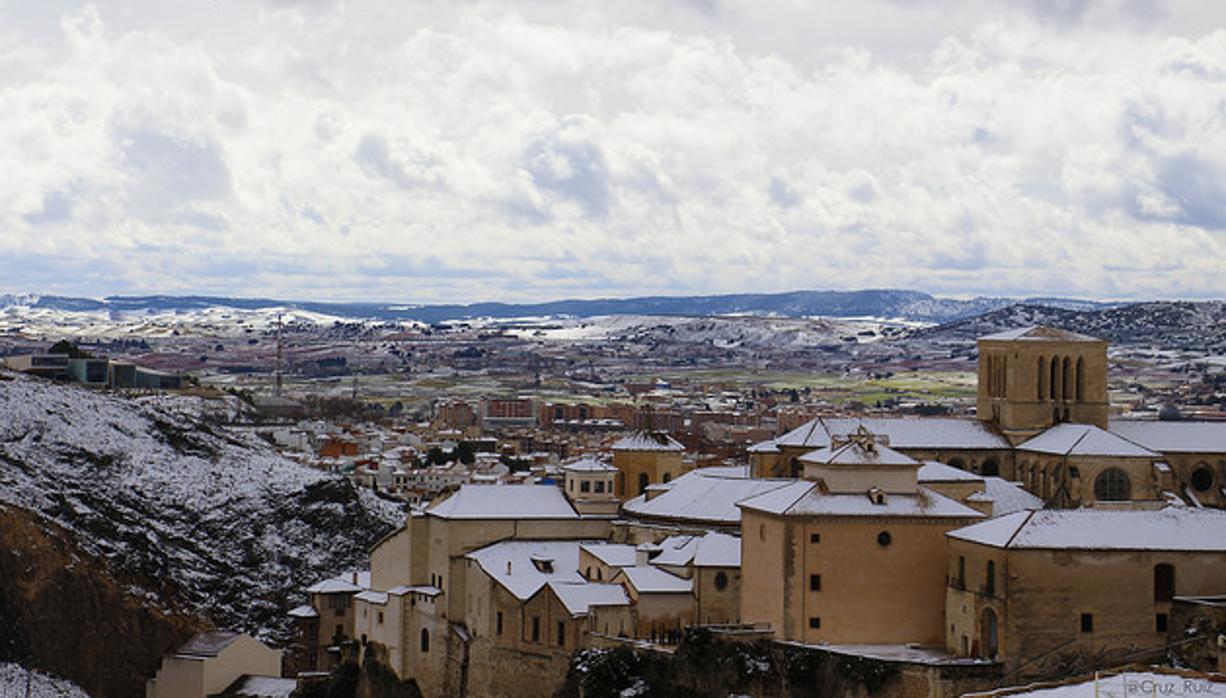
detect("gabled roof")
[618,565,692,593]
[563,457,617,473]
[465,540,597,600]
[548,581,630,616]
[176,631,241,658]
[1109,420,1226,454]
[800,440,918,467]
[427,484,579,520]
[611,431,684,452]
[770,417,1009,451]
[739,482,982,519]
[978,326,1103,343]
[621,468,795,524]
[693,531,741,568]
[579,542,638,567]
[305,571,369,594]
[1018,423,1158,458]
[918,461,983,483]
[978,477,1044,517]
[948,507,1226,551]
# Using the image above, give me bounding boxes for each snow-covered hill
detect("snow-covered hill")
[0,663,88,698]
[0,372,402,641]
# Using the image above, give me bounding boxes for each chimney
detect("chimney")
[506,561,512,575]
[351,572,358,585]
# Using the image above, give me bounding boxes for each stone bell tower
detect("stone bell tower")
[977,326,1109,445]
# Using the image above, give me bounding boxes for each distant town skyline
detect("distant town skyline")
[3,1,1225,303]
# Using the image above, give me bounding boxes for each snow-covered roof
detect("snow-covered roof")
[579,542,638,567]
[227,676,298,698]
[618,565,692,593]
[611,431,684,452]
[739,482,983,519]
[287,604,319,618]
[948,507,1226,551]
[548,581,630,616]
[1018,424,1157,458]
[427,484,579,520]
[563,457,617,473]
[918,462,983,482]
[176,631,241,658]
[306,571,369,594]
[979,477,1044,517]
[771,417,1009,451]
[465,540,597,600]
[978,326,1102,343]
[621,468,796,525]
[747,440,779,453]
[650,535,701,566]
[1109,420,1226,454]
[800,440,917,467]
[693,532,741,568]
[354,590,388,605]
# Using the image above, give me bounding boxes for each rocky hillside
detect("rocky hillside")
[0,372,402,694]
[912,302,1226,352]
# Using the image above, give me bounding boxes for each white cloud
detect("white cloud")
[0,0,1224,302]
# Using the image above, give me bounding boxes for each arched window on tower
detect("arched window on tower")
[1076,357,1085,401]
[1050,356,1059,400]
[1038,356,1046,400]
[1062,357,1071,401]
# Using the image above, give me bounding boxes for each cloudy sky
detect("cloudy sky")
[2,1,1225,303]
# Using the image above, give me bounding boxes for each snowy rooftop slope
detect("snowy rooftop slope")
[948,507,1226,551]
[649,535,701,566]
[618,566,692,593]
[465,540,598,600]
[1109,420,1226,453]
[563,457,617,473]
[427,484,579,519]
[621,468,795,524]
[771,417,1008,451]
[978,477,1044,516]
[800,441,918,467]
[548,581,630,617]
[0,664,89,698]
[0,373,401,641]
[740,482,982,519]
[1018,424,1157,457]
[579,543,637,567]
[693,532,741,568]
[918,462,984,482]
[611,431,685,452]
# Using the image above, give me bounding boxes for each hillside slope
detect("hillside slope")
[0,372,402,691]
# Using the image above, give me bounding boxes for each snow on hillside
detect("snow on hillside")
[0,372,402,641]
[0,663,88,697]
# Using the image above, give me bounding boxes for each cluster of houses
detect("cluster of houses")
[277,327,1226,697]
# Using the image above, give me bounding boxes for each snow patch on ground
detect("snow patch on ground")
[0,664,89,698]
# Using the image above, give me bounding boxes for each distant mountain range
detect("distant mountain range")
[0,289,1125,324]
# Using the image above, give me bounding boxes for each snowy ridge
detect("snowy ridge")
[0,372,402,641]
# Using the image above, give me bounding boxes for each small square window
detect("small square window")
[1080,613,1093,633]
[808,617,821,629]
[809,574,822,591]
[810,533,821,544]
[1156,613,1168,633]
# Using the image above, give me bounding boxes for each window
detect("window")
[1080,613,1093,633]
[714,571,728,590]
[557,621,566,646]
[985,560,996,596]
[809,574,822,591]
[568,480,574,492]
[981,459,1000,477]
[1154,564,1175,602]
[334,624,343,640]
[595,481,605,493]
[531,616,541,642]
[330,595,348,613]
[877,531,892,547]
[420,628,430,652]
[1191,466,1214,493]
[808,617,821,629]
[1094,468,1131,501]
[580,480,590,493]
[496,611,503,635]
[1156,613,1168,633]
[809,533,821,544]
[638,473,649,495]
[377,611,384,625]
[662,473,672,483]
[957,556,966,589]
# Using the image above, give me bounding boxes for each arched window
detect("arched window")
[1154,564,1175,602]
[662,473,672,484]
[1041,468,1049,499]
[1190,465,1214,492]
[981,608,999,659]
[1094,468,1131,501]
[637,472,649,495]
[420,628,430,653]
[1075,357,1085,401]
[947,457,966,471]
[1038,356,1046,400]
[981,459,999,477]
[1050,356,1059,400]
[714,571,728,590]
[1062,357,1071,401]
